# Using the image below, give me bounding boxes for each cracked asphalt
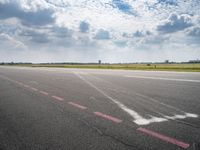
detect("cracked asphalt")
[0,66,200,150]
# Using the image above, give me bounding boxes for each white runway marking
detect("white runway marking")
[75,73,198,125]
[164,113,198,120]
[125,75,200,83]
[87,73,188,114]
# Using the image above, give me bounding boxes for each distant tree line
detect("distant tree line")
[0,62,32,65]
[188,60,200,63]
[0,60,200,65]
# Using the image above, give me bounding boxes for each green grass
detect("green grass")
[11,63,200,72]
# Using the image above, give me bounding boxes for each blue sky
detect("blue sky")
[0,0,199,63]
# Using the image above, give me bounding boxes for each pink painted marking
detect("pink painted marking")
[39,91,49,95]
[18,82,23,85]
[15,81,23,85]
[52,95,64,101]
[68,102,87,110]
[94,112,122,123]
[24,85,30,88]
[137,127,190,149]
[31,87,38,91]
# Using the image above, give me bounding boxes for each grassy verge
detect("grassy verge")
[5,63,200,72]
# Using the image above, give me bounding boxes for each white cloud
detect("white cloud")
[0,2,55,26]
[157,13,193,33]
[79,21,90,33]
[185,26,200,37]
[94,29,110,40]
[0,33,27,49]
[0,0,199,62]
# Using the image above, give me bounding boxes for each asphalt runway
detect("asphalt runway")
[0,66,200,150]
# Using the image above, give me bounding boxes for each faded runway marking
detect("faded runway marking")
[75,73,198,125]
[125,75,200,83]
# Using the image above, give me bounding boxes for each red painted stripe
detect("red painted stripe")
[94,112,122,123]
[137,127,190,149]
[31,87,38,91]
[68,102,87,110]
[39,91,49,95]
[51,95,64,101]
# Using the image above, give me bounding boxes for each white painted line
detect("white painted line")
[75,73,198,125]
[164,113,198,120]
[125,75,200,83]
[74,73,148,125]
[83,73,190,115]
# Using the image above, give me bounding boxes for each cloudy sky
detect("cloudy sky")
[0,0,200,63]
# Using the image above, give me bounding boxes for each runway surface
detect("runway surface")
[0,66,200,150]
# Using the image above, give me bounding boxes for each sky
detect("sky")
[0,0,200,63]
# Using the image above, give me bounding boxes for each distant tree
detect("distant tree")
[165,60,169,64]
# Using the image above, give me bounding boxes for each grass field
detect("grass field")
[9,63,200,72]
